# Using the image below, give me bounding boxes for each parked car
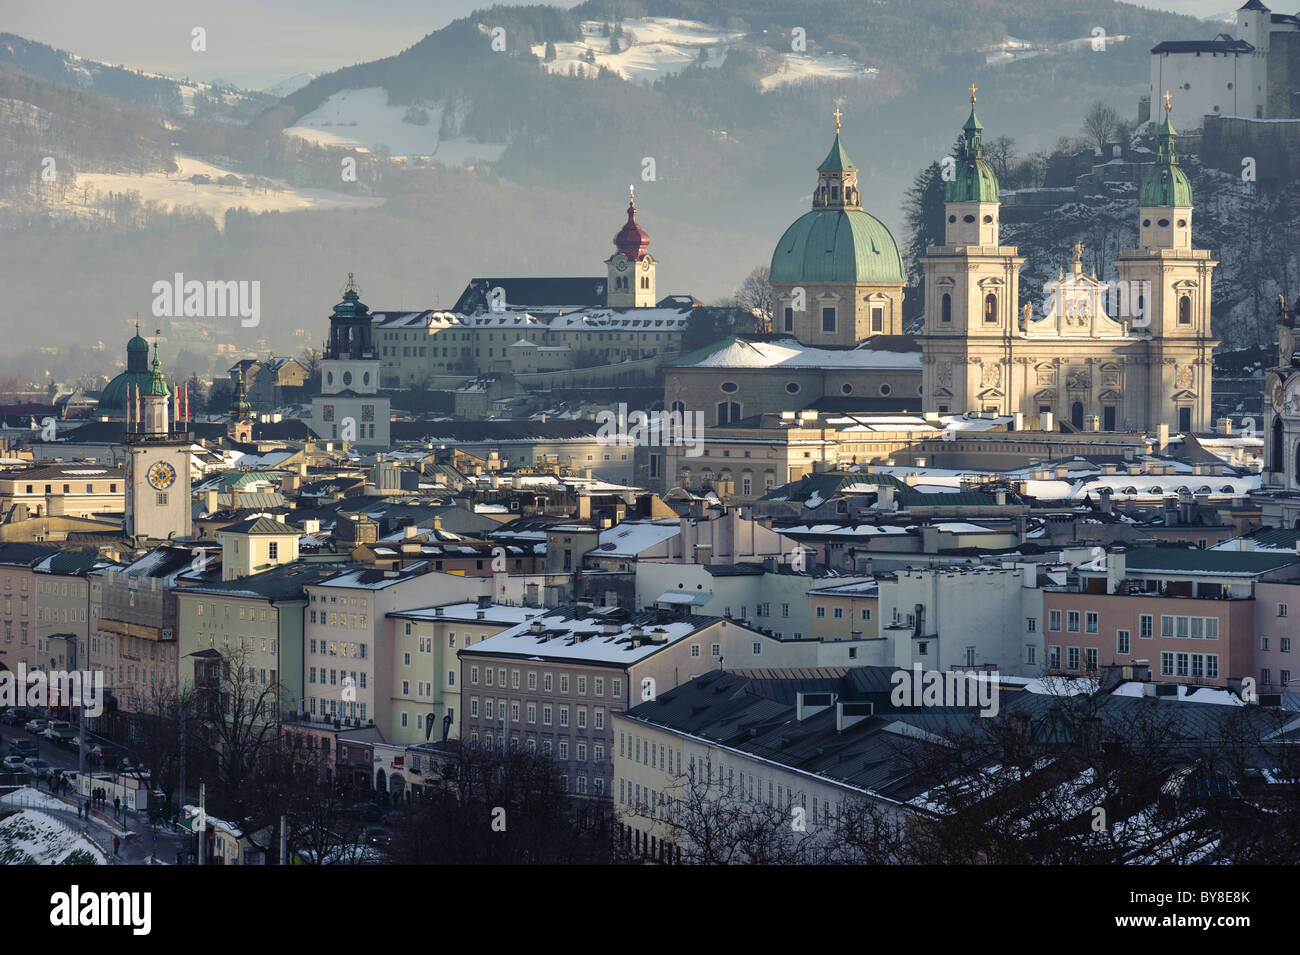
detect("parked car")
[362,826,391,848]
[1,708,28,727]
[24,718,49,734]
[42,721,71,741]
[23,758,51,777]
[8,739,38,758]
[343,803,384,823]
[1,755,28,772]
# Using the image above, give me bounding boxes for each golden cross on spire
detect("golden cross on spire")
[1163,90,1172,113]
[629,183,635,203]
[969,83,978,104]
[134,313,140,334]
[833,106,842,132]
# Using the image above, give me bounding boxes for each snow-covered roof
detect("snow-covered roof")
[460,610,722,664]
[674,338,920,370]
[595,519,680,557]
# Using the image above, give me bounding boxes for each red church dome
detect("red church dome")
[613,187,650,260]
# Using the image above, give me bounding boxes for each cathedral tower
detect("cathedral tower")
[920,88,1024,415]
[1114,94,1218,434]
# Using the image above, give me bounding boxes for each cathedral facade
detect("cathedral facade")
[1259,296,1300,527]
[919,94,1218,434]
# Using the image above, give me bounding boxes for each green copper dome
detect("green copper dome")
[99,326,156,413]
[945,105,999,203]
[770,209,905,284]
[1139,111,1193,207]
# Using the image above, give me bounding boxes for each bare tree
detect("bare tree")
[1083,101,1119,153]
[195,643,288,824]
[385,742,614,864]
[729,265,773,333]
[984,135,1017,182]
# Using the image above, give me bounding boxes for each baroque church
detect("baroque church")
[668,92,1219,435]
[921,90,1217,433]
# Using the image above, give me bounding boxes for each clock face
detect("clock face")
[641,259,651,272]
[615,259,627,272]
[147,461,177,490]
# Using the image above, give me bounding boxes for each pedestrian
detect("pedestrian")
[114,795,120,818]
[112,835,119,858]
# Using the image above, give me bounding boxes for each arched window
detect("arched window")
[716,401,740,425]
[984,293,998,324]
[941,293,952,323]
[1071,402,1084,430]
[1178,295,1191,325]
[1273,416,1285,475]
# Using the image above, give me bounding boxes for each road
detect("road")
[3,728,190,865]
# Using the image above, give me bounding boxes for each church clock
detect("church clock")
[147,460,177,490]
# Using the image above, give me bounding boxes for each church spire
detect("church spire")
[813,108,861,210]
[613,185,650,260]
[1139,92,1193,209]
[946,88,999,205]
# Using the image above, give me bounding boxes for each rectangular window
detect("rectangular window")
[1048,645,1060,669]
[1084,648,1098,672]
[1067,647,1080,670]
[821,306,836,332]
[559,707,569,727]
[1026,617,1036,632]
[1048,610,1061,632]
[1066,611,1080,633]
[1117,629,1130,654]
[1161,651,1174,676]
[870,306,883,333]
[1085,612,1098,634]
[543,705,552,725]
[1139,614,1153,639]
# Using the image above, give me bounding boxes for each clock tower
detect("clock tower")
[124,338,193,541]
[310,274,390,448]
[606,186,656,308]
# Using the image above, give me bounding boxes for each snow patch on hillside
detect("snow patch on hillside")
[532,18,740,83]
[44,155,383,228]
[531,17,878,89]
[760,53,880,90]
[284,87,507,164]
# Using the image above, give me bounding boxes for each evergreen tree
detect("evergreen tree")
[902,160,947,287]
[544,41,557,62]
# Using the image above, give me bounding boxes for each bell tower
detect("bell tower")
[124,336,193,541]
[1114,94,1217,433]
[606,186,656,308]
[921,89,1022,416]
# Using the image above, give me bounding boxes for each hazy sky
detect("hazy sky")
[5,0,1241,90]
